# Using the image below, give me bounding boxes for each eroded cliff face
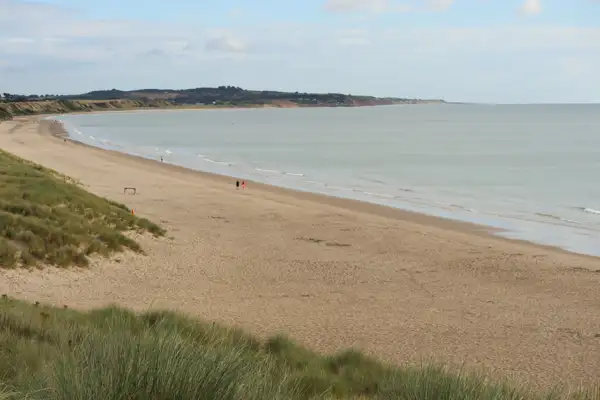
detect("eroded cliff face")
[0,99,174,121]
[0,97,447,122]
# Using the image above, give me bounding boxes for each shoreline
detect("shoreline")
[43,118,557,256]
[2,99,438,122]
[2,117,600,389]
[43,101,420,119]
[47,115,599,260]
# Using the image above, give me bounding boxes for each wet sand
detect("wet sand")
[1,117,599,390]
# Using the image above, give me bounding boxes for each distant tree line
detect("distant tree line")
[1,93,59,102]
[62,86,363,106]
[1,87,438,106]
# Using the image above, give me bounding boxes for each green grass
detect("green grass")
[0,149,165,268]
[0,108,11,122]
[0,297,597,400]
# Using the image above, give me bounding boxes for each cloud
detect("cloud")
[138,48,168,59]
[4,37,35,44]
[427,0,455,11]
[518,0,542,15]
[205,35,248,53]
[323,0,454,13]
[333,29,371,46]
[0,0,72,19]
[0,0,598,102]
[323,0,390,13]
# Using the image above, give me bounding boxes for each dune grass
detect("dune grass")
[0,297,597,400]
[0,149,164,268]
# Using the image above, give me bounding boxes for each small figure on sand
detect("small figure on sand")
[160,156,163,163]
[242,180,246,190]
[236,180,240,190]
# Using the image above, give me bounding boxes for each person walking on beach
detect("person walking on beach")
[160,156,163,163]
[236,180,240,190]
[242,180,246,190]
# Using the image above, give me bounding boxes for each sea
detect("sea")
[53,104,600,257]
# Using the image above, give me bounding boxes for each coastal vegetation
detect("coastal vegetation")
[0,86,445,121]
[0,149,164,268]
[62,86,442,107]
[0,297,597,400]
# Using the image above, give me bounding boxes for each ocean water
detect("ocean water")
[54,104,600,257]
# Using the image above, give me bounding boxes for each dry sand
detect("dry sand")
[1,117,600,390]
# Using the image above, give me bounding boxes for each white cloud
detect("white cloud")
[519,0,542,15]
[323,0,454,13]
[205,35,248,53]
[4,37,35,44]
[0,0,598,103]
[333,29,371,46]
[427,0,456,11]
[323,0,390,13]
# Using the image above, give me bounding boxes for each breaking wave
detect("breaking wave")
[582,207,600,215]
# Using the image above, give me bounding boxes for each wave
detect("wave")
[56,119,80,136]
[582,207,600,215]
[324,184,352,192]
[359,176,387,185]
[535,212,581,224]
[53,119,85,139]
[255,168,281,174]
[450,204,477,213]
[253,167,305,177]
[88,136,116,147]
[201,158,234,166]
[362,191,395,199]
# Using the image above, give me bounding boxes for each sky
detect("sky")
[0,0,599,103]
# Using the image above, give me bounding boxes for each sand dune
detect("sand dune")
[1,117,599,390]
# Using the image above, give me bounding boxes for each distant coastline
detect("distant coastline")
[0,86,445,121]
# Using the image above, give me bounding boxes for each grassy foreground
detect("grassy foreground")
[0,298,596,400]
[0,149,164,268]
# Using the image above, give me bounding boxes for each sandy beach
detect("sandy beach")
[1,117,600,389]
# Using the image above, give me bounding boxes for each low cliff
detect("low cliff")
[0,99,174,121]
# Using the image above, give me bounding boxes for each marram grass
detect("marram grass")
[0,149,164,268]
[0,297,597,400]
